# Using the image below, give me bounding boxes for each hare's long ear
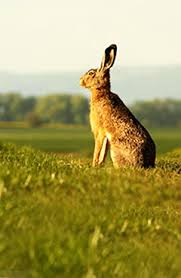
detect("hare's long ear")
[99,44,117,71]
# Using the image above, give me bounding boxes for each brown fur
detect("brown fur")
[80,44,156,168]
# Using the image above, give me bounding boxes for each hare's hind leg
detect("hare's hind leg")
[109,145,129,168]
[93,135,108,167]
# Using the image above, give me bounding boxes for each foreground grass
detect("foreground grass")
[0,144,181,277]
[0,127,181,155]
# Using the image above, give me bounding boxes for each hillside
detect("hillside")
[0,143,181,277]
[0,65,181,103]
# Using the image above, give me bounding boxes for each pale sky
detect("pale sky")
[0,0,181,72]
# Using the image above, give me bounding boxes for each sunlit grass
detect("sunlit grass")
[0,143,180,277]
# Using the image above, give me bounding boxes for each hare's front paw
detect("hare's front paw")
[92,160,98,167]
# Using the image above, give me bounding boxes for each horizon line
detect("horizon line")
[0,64,181,75]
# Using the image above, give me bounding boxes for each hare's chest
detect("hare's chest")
[90,104,104,133]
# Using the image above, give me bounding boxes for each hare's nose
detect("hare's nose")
[79,78,85,87]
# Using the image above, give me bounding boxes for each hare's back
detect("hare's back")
[104,93,156,167]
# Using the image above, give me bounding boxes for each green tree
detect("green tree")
[71,95,89,124]
[0,93,22,121]
[131,99,181,128]
[20,97,36,119]
[25,112,42,127]
[35,94,74,124]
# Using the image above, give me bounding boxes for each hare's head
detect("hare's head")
[80,44,117,90]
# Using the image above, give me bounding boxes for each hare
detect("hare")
[80,44,156,168]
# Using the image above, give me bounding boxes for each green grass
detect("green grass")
[0,127,93,155]
[0,127,181,155]
[0,143,181,277]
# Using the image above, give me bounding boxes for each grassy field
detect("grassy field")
[0,127,181,277]
[0,127,92,155]
[0,143,181,277]
[0,127,181,155]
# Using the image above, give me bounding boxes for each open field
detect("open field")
[0,143,181,277]
[0,127,181,156]
[0,127,181,277]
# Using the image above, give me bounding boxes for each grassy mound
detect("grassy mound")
[0,143,181,277]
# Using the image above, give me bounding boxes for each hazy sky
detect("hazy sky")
[0,0,181,72]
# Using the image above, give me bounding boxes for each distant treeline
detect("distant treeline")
[0,92,181,127]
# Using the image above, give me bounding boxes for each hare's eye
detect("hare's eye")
[88,70,94,75]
